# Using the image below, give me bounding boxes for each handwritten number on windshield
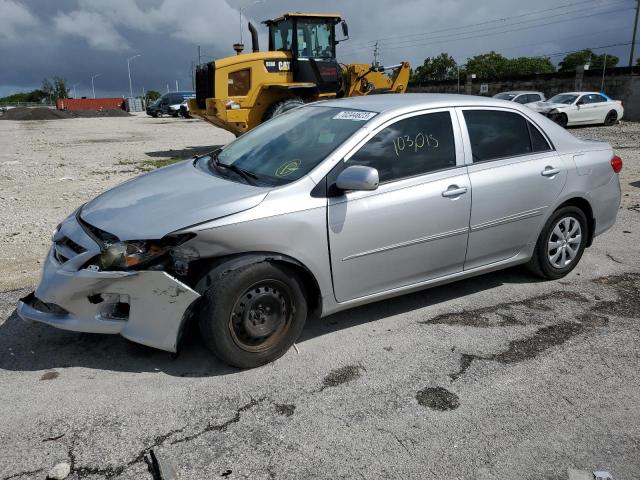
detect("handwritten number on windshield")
[393,133,439,157]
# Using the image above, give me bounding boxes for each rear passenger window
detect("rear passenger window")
[348,111,456,183]
[528,122,552,152]
[464,110,532,162]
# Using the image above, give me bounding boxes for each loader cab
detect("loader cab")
[264,13,347,94]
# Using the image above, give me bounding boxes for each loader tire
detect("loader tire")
[262,97,304,122]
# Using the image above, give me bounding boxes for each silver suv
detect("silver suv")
[18,94,622,367]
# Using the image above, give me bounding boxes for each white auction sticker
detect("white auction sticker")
[333,111,377,121]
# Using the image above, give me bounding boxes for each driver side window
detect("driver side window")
[348,111,457,183]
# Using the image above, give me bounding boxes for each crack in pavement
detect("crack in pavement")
[67,397,264,478]
[1,469,44,480]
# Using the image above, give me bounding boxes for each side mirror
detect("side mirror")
[341,21,349,37]
[336,165,379,192]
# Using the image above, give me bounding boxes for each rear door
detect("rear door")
[328,109,471,302]
[458,108,567,269]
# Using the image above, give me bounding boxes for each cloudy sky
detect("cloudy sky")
[1,0,637,98]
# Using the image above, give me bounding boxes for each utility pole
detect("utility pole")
[601,53,607,92]
[630,0,639,67]
[373,41,380,67]
[197,45,202,65]
[175,80,179,91]
[72,82,80,99]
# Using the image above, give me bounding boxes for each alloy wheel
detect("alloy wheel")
[547,216,582,269]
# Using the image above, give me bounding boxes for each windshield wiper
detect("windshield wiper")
[210,154,258,185]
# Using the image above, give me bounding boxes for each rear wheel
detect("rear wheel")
[262,97,304,122]
[526,206,588,280]
[198,262,307,368]
[604,110,618,126]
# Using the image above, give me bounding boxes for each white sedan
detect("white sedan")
[527,92,624,127]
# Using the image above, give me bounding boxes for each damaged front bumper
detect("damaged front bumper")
[17,215,200,352]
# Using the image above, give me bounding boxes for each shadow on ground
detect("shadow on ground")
[0,267,537,378]
[145,145,223,159]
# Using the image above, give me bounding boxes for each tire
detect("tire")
[604,110,618,126]
[526,206,588,280]
[198,262,307,368]
[262,97,304,122]
[553,113,568,128]
[150,112,158,118]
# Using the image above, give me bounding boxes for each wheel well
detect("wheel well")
[557,197,595,247]
[191,253,322,316]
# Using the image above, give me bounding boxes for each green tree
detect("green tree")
[506,56,555,76]
[559,49,618,71]
[411,53,458,83]
[0,89,48,103]
[41,77,69,100]
[145,90,161,102]
[465,51,511,79]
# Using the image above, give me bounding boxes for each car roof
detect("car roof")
[314,93,531,113]
[498,91,542,95]
[554,92,602,96]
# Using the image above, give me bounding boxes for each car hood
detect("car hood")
[80,159,269,240]
[528,101,570,112]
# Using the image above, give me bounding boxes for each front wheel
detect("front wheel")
[553,113,568,128]
[198,262,307,368]
[526,206,588,280]
[262,97,304,122]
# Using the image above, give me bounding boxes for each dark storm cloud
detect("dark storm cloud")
[0,0,636,97]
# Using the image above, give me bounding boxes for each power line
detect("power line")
[342,6,635,56]
[340,0,632,52]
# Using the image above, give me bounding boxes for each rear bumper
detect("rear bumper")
[590,173,622,238]
[17,247,200,352]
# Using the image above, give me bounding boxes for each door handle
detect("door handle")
[442,185,468,197]
[541,166,560,177]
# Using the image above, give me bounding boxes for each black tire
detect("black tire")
[150,112,159,118]
[554,113,568,128]
[526,206,588,280]
[604,110,618,126]
[198,262,307,368]
[262,97,304,122]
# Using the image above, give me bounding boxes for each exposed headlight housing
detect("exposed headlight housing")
[98,241,168,270]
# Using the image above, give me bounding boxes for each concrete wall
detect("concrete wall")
[409,66,640,121]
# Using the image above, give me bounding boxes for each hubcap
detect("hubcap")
[229,280,293,353]
[547,216,582,269]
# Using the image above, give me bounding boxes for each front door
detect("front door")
[458,108,567,269]
[327,110,472,302]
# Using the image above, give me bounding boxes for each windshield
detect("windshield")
[494,93,517,100]
[548,94,578,105]
[297,20,333,58]
[210,106,375,186]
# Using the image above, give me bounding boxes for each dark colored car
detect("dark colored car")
[146,91,195,117]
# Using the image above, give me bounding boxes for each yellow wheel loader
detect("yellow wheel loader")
[188,13,410,135]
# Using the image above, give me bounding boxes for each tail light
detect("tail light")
[611,155,622,173]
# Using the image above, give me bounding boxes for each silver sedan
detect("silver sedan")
[18,94,622,367]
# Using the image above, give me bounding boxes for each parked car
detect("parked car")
[146,91,195,117]
[493,91,545,104]
[18,94,622,368]
[527,92,624,127]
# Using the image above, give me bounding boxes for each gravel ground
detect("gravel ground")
[0,112,233,291]
[0,116,639,480]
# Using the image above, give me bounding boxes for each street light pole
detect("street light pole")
[91,73,102,99]
[127,54,142,98]
[72,82,81,99]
